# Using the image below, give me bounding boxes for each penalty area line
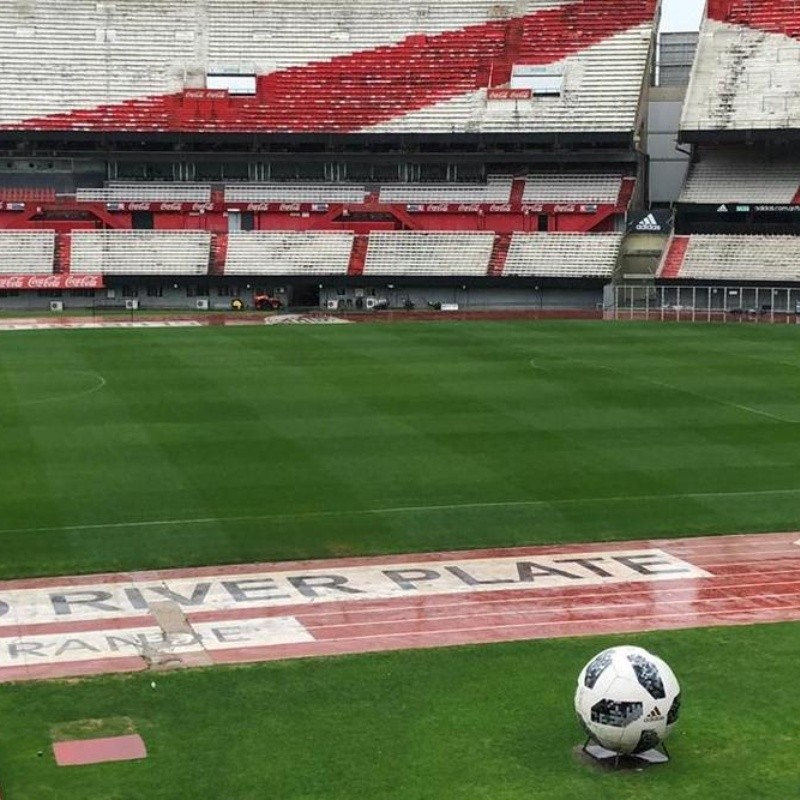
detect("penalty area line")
[3,486,800,536]
[528,356,795,424]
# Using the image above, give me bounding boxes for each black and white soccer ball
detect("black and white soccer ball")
[574,645,681,755]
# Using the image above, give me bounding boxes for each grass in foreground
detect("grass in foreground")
[0,622,796,799]
[2,320,800,578]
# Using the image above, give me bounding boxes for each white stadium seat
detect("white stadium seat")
[683,16,800,132]
[503,233,622,278]
[77,183,212,203]
[523,173,623,204]
[368,26,654,135]
[363,232,495,276]
[379,176,512,204]
[0,1,656,135]
[224,232,354,275]
[669,235,800,282]
[680,150,800,204]
[70,230,211,275]
[224,184,366,204]
[0,231,55,274]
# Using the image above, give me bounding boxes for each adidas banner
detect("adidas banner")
[626,210,673,234]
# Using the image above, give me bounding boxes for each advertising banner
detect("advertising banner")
[0,274,105,290]
[626,210,674,234]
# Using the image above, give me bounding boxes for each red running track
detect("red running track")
[0,532,798,682]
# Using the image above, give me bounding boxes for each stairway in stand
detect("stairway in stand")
[488,234,512,276]
[209,233,228,276]
[347,235,369,276]
[55,232,71,274]
[509,178,526,206]
[659,236,690,279]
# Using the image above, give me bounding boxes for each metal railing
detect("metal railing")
[607,284,800,323]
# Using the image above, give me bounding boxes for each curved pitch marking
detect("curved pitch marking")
[6,370,107,407]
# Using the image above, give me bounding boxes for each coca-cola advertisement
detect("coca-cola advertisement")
[183,89,228,101]
[0,274,105,290]
[487,88,532,100]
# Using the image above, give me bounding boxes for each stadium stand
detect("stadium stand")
[0,231,56,274]
[378,177,512,205]
[522,173,624,204]
[0,1,198,124]
[362,232,495,276]
[682,0,800,133]
[668,3,800,290]
[680,149,800,204]
[663,2,800,292]
[0,1,657,311]
[224,232,354,276]
[658,234,800,282]
[0,0,657,134]
[503,232,622,278]
[0,187,57,203]
[659,236,690,280]
[70,230,211,275]
[372,22,654,135]
[224,185,366,204]
[76,184,212,203]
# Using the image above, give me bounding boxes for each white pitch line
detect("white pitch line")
[529,355,796,423]
[2,487,800,536]
[2,370,107,407]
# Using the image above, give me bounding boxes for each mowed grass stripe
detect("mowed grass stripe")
[1,321,800,578]
[2,485,800,536]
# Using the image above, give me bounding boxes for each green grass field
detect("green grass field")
[1,624,797,800]
[1,320,799,798]
[3,320,800,578]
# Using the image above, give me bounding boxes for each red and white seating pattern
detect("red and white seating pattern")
[367,24,654,135]
[659,234,800,282]
[0,0,656,134]
[0,231,55,274]
[0,229,624,278]
[683,0,800,132]
[1,177,628,207]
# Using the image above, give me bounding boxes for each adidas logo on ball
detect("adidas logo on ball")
[645,706,664,722]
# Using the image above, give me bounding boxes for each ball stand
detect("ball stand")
[577,737,670,770]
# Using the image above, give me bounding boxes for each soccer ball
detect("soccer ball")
[574,645,681,755]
